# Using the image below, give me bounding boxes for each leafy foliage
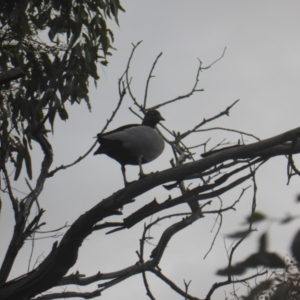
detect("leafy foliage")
[0,0,124,180]
[218,233,285,276]
[254,257,300,300]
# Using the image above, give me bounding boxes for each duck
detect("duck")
[94,110,165,186]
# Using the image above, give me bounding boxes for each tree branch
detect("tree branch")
[33,290,101,300]
[143,52,163,108]
[148,59,204,111]
[0,133,53,283]
[125,41,143,108]
[1,126,300,298]
[151,269,201,300]
[179,99,240,140]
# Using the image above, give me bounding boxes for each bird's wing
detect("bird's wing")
[97,124,139,140]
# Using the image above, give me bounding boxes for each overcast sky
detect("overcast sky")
[1,1,300,299]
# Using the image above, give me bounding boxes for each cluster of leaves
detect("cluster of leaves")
[0,0,124,180]
[222,212,300,300]
[245,258,300,300]
[218,233,285,277]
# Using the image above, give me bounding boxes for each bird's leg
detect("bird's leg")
[138,156,147,178]
[121,165,130,186]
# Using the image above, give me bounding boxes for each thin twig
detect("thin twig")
[147,59,204,111]
[125,41,143,108]
[201,47,227,70]
[150,269,200,300]
[179,99,240,140]
[142,272,156,300]
[100,79,127,134]
[196,127,260,141]
[144,52,163,108]
[2,166,18,213]
[204,213,223,259]
[47,73,128,178]
[205,269,267,300]
[47,140,97,178]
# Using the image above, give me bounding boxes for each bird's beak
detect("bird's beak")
[159,115,165,121]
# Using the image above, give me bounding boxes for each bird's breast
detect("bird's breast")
[105,126,165,163]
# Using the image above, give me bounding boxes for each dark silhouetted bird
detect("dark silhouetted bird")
[94,110,165,185]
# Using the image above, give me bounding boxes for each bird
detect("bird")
[94,110,165,186]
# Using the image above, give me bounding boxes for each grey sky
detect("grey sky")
[1,1,300,299]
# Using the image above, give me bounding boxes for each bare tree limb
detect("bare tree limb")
[1,125,300,299]
[33,289,101,300]
[2,39,300,299]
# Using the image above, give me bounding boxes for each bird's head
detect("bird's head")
[142,110,165,127]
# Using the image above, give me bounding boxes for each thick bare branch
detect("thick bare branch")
[1,34,297,300]
[33,290,101,299]
[1,123,300,298]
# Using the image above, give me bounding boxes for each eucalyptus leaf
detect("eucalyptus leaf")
[14,146,24,181]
